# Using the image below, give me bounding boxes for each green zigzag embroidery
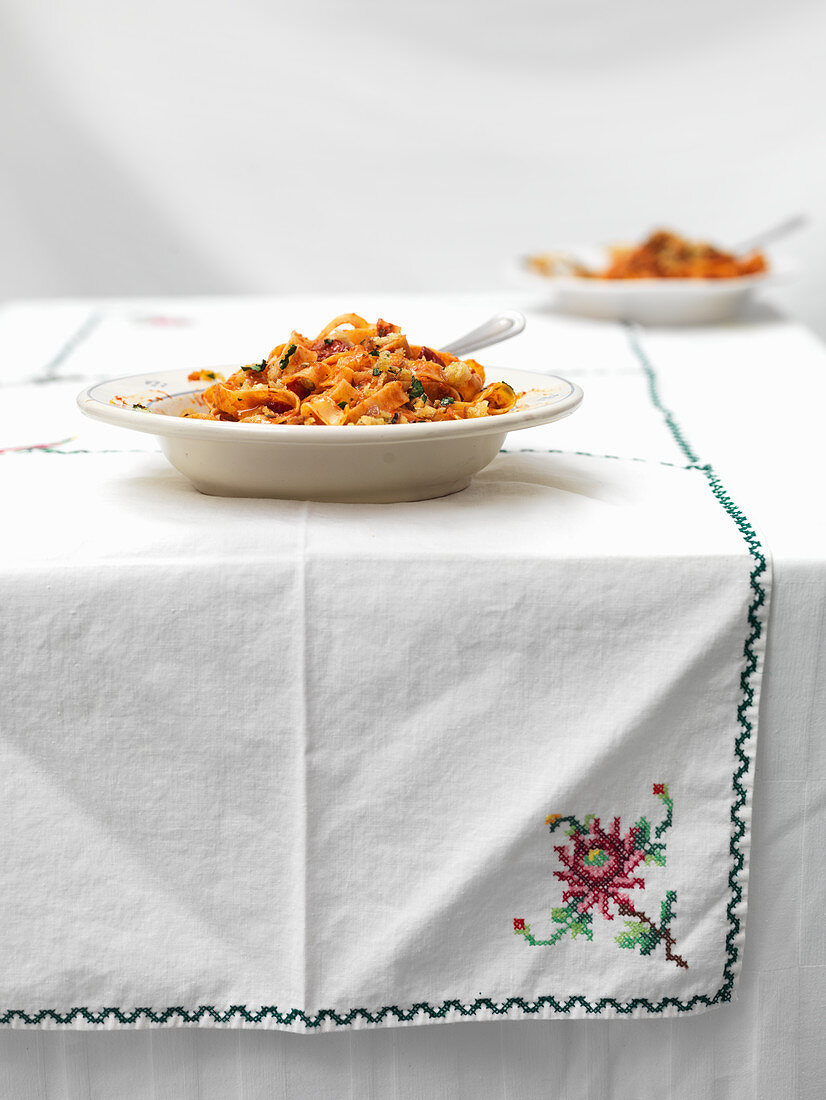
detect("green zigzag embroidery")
[627,323,767,1002]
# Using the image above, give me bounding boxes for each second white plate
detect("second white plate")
[512,246,791,324]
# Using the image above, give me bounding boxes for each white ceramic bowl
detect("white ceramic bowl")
[77,367,584,503]
[513,246,790,325]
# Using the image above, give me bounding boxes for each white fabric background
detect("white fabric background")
[2,1,825,335]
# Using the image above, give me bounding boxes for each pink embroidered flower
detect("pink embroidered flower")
[553,817,646,920]
[513,918,526,931]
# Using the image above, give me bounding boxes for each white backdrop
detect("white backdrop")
[1,0,825,334]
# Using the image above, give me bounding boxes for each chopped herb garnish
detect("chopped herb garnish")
[369,348,380,357]
[133,403,147,410]
[372,367,381,376]
[324,338,333,345]
[338,401,348,409]
[278,344,298,369]
[408,376,425,400]
[441,396,455,406]
[241,359,268,372]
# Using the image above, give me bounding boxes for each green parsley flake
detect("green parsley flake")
[441,396,455,406]
[338,401,348,409]
[278,344,298,369]
[372,367,381,376]
[409,376,425,400]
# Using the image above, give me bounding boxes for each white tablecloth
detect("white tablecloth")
[0,295,823,1096]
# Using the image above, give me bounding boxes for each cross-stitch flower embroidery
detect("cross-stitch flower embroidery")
[514,784,689,970]
[554,817,646,920]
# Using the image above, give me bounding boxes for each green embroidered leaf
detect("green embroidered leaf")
[660,891,677,929]
[615,920,660,955]
[570,921,592,940]
[644,845,667,866]
[549,904,594,941]
[654,793,674,839]
[638,931,659,956]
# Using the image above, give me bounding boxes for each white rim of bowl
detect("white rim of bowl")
[78,369,584,447]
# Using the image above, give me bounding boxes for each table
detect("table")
[0,295,823,1099]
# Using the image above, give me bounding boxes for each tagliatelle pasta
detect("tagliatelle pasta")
[182,315,519,426]
[597,231,768,279]
[527,230,768,281]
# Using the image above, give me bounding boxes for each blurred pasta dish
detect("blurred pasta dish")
[527,230,768,280]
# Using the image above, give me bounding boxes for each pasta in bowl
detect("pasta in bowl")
[77,314,583,503]
[183,314,519,426]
